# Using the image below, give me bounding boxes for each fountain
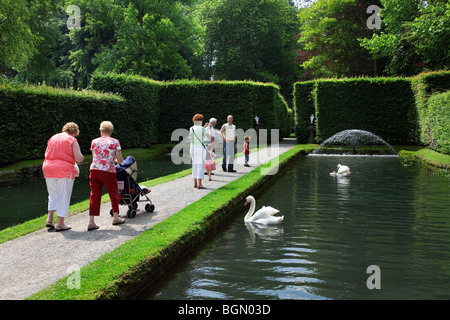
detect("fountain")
[310,129,398,156]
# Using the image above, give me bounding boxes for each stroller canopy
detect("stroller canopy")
[116,156,137,181]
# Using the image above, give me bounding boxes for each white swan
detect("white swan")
[244,195,283,224]
[330,164,351,177]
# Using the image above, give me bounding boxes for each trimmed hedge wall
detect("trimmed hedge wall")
[157,80,254,142]
[315,78,416,144]
[411,70,450,146]
[92,74,292,144]
[1,74,292,165]
[0,82,125,165]
[293,81,316,143]
[275,92,292,139]
[426,91,450,154]
[294,78,416,144]
[90,72,162,145]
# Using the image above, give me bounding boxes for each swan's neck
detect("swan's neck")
[244,197,256,221]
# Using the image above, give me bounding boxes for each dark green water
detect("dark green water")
[142,156,450,300]
[0,156,190,230]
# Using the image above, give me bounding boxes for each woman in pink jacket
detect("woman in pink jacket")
[42,122,84,231]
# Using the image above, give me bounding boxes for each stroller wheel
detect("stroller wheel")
[145,204,155,213]
[127,209,137,218]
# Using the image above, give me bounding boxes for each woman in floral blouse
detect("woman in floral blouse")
[88,121,126,230]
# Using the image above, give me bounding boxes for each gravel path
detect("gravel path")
[0,141,295,300]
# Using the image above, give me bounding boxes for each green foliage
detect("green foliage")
[0,82,125,165]
[90,72,162,144]
[0,0,37,72]
[85,0,201,80]
[411,70,450,146]
[158,80,254,141]
[424,91,450,155]
[293,81,316,143]
[276,92,292,139]
[13,0,73,87]
[202,0,302,97]
[159,80,292,143]
[1,73,292,165]
[93,73,292,144]
[297,0,381,78]
[294,78,416,144]
[360,0,450,76]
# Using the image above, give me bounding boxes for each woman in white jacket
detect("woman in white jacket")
[190,114,207,189]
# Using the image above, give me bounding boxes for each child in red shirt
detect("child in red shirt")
[244,136,250,167]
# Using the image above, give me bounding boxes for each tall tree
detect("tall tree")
[360,0,450,76]
[14,0,74,87]
[0,0,36,76]
[297,0,382,79]
[67,0,203,84]
[202,0,302,97]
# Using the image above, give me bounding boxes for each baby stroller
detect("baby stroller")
[112,156,155,218]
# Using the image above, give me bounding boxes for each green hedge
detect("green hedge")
[93,74,292,144]
[426,91,450,154]
[158,80,254,142]
[0,82,125,165]
[275,92,292,139]
[294,78,416,144]
[411,70,450,146]
[293,81,316,143]
[1,74,292,165]
[90,72,162,145]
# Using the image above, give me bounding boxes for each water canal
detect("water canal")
[140,155,450,300]
[0,156,190,230]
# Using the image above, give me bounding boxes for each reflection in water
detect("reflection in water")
[0,156,190,230]
[141,156,450,300]
[245,222,284,244]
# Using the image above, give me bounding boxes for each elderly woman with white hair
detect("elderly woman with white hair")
[205,117,217,148]
[88,121,126,230]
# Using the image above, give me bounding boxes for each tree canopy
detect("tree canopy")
[296,0,382,78]
[0,0,448,88]
[360,0,450,76]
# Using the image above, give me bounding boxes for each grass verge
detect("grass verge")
[397,146,450,171]
[27,144,316,300]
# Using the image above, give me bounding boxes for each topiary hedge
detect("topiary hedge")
[293,81,316,143]
[0,82,125,166]
[426,91,450,154]
[157,80,255,143]
[294,78,416,144]
[90,72,162,146]
[92,74,292,144]
[1,73,293,165]
[411,70,450,146]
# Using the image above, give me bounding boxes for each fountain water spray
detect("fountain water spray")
[310,129,398,156]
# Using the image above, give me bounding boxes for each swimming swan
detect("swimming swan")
[244,195,284,224]
[330,164,351,177]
